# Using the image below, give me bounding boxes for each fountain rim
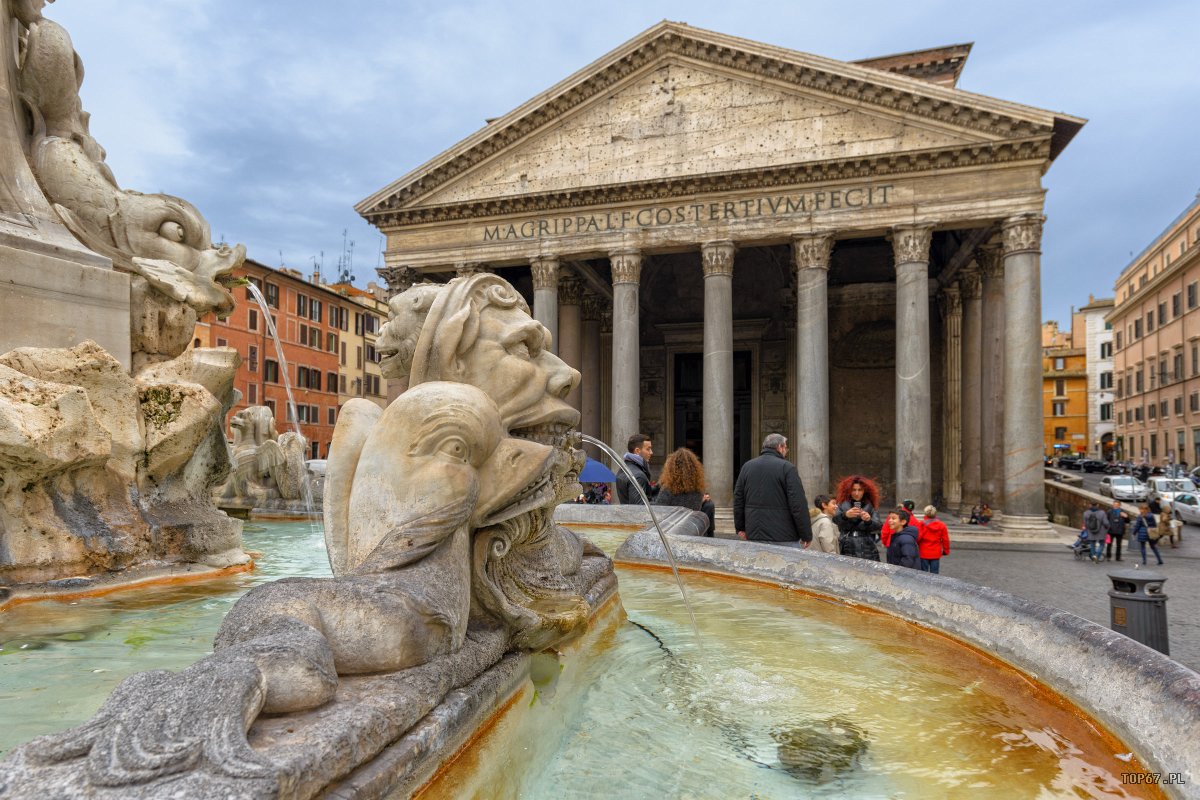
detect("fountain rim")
[615,530,1200,799]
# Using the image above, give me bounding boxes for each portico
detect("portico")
[360,23,1082,528]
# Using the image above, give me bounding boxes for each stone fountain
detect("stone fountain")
[0,0,247,590]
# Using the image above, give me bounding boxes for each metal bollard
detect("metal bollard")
[1108,570,1169,655]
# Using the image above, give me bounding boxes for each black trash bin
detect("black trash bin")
[1108,570,1168,655]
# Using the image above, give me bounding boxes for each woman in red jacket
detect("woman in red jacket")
[917,505,951,573]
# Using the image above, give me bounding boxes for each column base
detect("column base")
[996,512,1055,537]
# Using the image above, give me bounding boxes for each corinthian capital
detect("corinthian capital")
[701,240,735,277]
[610,250,642,285]
[455,261,490,277]
[975,243,1003,280]
[959,267,982,300]
[582,293,604,321]
[939,284,962,318]
[791,233,834,271]
[890,223,934,266]
[558,275,584,306]
[530,256,559,290]
[376,265,418,297]
[1001,214,1045,256]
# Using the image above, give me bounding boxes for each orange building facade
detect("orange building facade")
[1109,194,1200,466]
[1042,318,1089,457]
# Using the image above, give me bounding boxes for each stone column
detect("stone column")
[792,233,834,497]
[940,284,963,510]
[610,250,642,456]
[530,257,560,354]
[558,275,584,412]
[701,240,735,506]
[581,294,603,455]
[891,224,934,504]
[978,244,1005,509]
[999,214,1051,532]
[959,267,983,512]
[376,265,418,299]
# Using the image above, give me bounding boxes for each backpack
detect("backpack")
[1085,511,1101,536]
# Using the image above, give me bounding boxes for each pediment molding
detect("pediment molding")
[358,23,1071,221]
[366,137,1050,228]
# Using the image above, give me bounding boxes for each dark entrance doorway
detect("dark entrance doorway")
[673,351,754,481]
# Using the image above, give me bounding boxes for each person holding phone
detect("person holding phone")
[833,475,882,560]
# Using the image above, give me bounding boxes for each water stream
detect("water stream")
[580,434,701,644]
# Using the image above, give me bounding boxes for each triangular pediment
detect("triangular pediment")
[358,22,1082,222]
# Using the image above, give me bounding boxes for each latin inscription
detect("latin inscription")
[483,184,894,242]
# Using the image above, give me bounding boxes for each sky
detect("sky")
[46,0,1200,326]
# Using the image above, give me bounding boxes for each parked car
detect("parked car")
[1098,475,1148,502]
[1147,477,1193,506]
[1056,456,1084,470]
[1170,492,1200,525]
[1105,461,1133,475]
[1080,459,1108,473]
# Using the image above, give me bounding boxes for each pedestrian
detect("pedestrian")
[652,447,716,536]
[885,508,920,569]
[1164,504,1183,549]
[811,495,840,554]
[615,433,658,505]
[833,475,882,561]
[733,433,812,547]
[1106,500,1130,562]
[1131,505,1164,566]
[918,505,950,573]
[1082,501,1109,563]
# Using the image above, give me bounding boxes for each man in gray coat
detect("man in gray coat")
[733,433,812,547]
[1082,501,1110,564]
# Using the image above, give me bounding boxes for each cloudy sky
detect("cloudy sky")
[48,0,1199,325]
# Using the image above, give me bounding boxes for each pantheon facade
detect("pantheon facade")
[360,23,1083,533]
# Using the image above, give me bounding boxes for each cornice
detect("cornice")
[358,23,1060,219]
[367,138,1051,228]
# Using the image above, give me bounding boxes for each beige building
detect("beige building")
[324,282,390,411]
[359,22,1083,532]
[1109,194,1200,467]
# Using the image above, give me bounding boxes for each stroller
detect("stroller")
[1067,527,1089,560]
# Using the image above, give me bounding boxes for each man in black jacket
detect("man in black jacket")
[616,433,658,505]
[734,433,812,546]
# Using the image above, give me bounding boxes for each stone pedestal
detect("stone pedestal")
[701,241,735,506]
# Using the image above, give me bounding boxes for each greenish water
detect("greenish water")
[0,521,330,756]
[0,524,1155,798]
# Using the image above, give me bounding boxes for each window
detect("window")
[1100,403,1113,421]
[1150,435,1158,459]
[1054,378,1065,396]
[249,309,258,331]
[1159,400,1168,418]
[367,375,381,396]
[1135,406,1143,422]
[354,377,363,396]
[296,404,309,423]
[1100,372,1113,390]
[1117,411,1123,425]
[1175,396,1184,416]
[1136,369,1144,393]
[265,398,276,417]
[247,383,257,404]
[1115,331,1123,350]
[1053,357,1065,370]
[285,402,295,423]
[328,406,337,425]
[357,346,363,369]
[1149,404,1157,420]
[339,307,349,331]
[297,294,308,317]
[364,315,379,335]
[1146,310,1155,333]
[311,299,322,323]
[1173,293,1182,317]
[311,441,321,460]
[247,345,258,373]
[245,277,263,301]
[1160,358,1169,385]
[1192,393,1199,413]
[1175,352,1184,381]
[1189,282,1198,310]
[327,332,337,352]
[264,282,279,308]
[366,344,378,363]
[216,337,228,348]
[1099,341,1112,359]
[327,371,338,392]
[297,365,309,389]
[355,313,364,335]
[264,359,279,383]
[1159,302,1168,324]
[1193,344,1198,377]
[298,324,308,347]
[1052,401,1066,416]
[1135,318,1143,339]
[341,341,347,366]
[1054,427,1067,440]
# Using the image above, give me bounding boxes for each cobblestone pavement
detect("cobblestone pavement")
[942,525,1200,673]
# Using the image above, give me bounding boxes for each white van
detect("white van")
[1148,477,1193,506]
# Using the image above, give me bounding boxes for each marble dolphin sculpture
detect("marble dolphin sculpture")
[15,382,557,786]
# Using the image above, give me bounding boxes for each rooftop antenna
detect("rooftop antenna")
[279,249,284,267]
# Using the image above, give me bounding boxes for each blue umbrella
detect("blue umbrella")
[578,457,616,483]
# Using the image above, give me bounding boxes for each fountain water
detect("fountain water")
[581,433,701,644]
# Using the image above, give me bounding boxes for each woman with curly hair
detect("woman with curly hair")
[652,448,716,536]
[833,475,882,560]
